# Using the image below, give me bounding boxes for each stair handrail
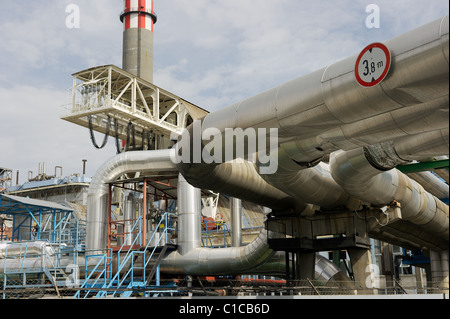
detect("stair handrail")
[101,216,144,294]
[115,212,175,288]
[98,212,176,297]
[117,216,142,254]
[74,253,110,299]
[142,212,176,269]
[115,216,142,276]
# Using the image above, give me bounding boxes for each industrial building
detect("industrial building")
[0,1,448,300]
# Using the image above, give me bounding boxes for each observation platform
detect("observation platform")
[61,65,208,150]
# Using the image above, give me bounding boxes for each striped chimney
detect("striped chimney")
[120,0,157,83]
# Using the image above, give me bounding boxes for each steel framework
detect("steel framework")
[61,65,208,150]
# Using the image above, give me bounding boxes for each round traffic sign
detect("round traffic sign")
[355,42,391,87]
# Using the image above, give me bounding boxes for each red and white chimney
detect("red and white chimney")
[120,0,157,83]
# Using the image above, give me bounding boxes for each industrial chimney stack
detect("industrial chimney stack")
[120,0,157,83]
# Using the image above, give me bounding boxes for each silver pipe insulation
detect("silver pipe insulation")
[0,241,98,276]
[231,197,242,247]
[82,149,295,276]
[407,171,449,201]
[256,129,448,215]
[0,256,87,274]
[83,148,305,276]
[393,129,449,161]
[123,190,137,246]
[160,172,278,275]
[433,156,450,184]
[435,169,450,184]
[161,229,275,276]
[164,175,350,281]
[177,173,202,256]
[314,254,354,287]
[329,148,449,244]
[430,250,450,289]
[86,149,178,251]
[256,147,360,211]
[195,16,448,167]
[178,158,311,214]
[177,139,298,209]
[178,16,448,217]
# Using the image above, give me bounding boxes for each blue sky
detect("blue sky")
[0,0,448,184]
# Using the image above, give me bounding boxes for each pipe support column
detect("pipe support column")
[231,197,242,247]
[177,173,202,256]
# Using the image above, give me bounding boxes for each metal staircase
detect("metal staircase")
[75,212,178,298]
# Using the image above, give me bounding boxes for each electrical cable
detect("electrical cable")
[354,209,390,227]
[142,130,151,150]
[114,118,124,154]
[114,119,136,153]
[126,121,136,152]
[88,115,111,149]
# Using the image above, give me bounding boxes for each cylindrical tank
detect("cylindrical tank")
[120,0,157,83]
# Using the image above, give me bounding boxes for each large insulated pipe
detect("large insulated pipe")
[434,156,449,183]
[441,250,450,290]
[392,128,449,161]
[161,228,276,275]
[407,171,449,202]
[159,175,344,278]
[120,0,157,83]
[0,241,97,277]
[85,148,306,275]
[329,148,449,244]
[430,250,450,290]
[177,173,202,256]
[175,17,448,219]
[123,190,137,246]
[256,148,360,211]
[159,175,278,275]
[86,149,178,251]
[181,16,448,170]
[178,156,304,212]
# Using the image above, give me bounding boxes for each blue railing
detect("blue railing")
[73,250,112,299]
[94,212,176,298]
[201,219,231,248]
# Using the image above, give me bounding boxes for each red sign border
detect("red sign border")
[355,42,391,88]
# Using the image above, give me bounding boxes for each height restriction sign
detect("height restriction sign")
[355,42,391,87]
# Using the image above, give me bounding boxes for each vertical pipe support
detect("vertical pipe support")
[430,250,443,291]
[142,179,147,245]
[177,173,202,256]
[440,250,449,291]
[107,185,112,277]
[231,197,242,247]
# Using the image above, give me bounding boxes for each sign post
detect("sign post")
[355,42,391,87]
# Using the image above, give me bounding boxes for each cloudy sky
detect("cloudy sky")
[0,0,448,184]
